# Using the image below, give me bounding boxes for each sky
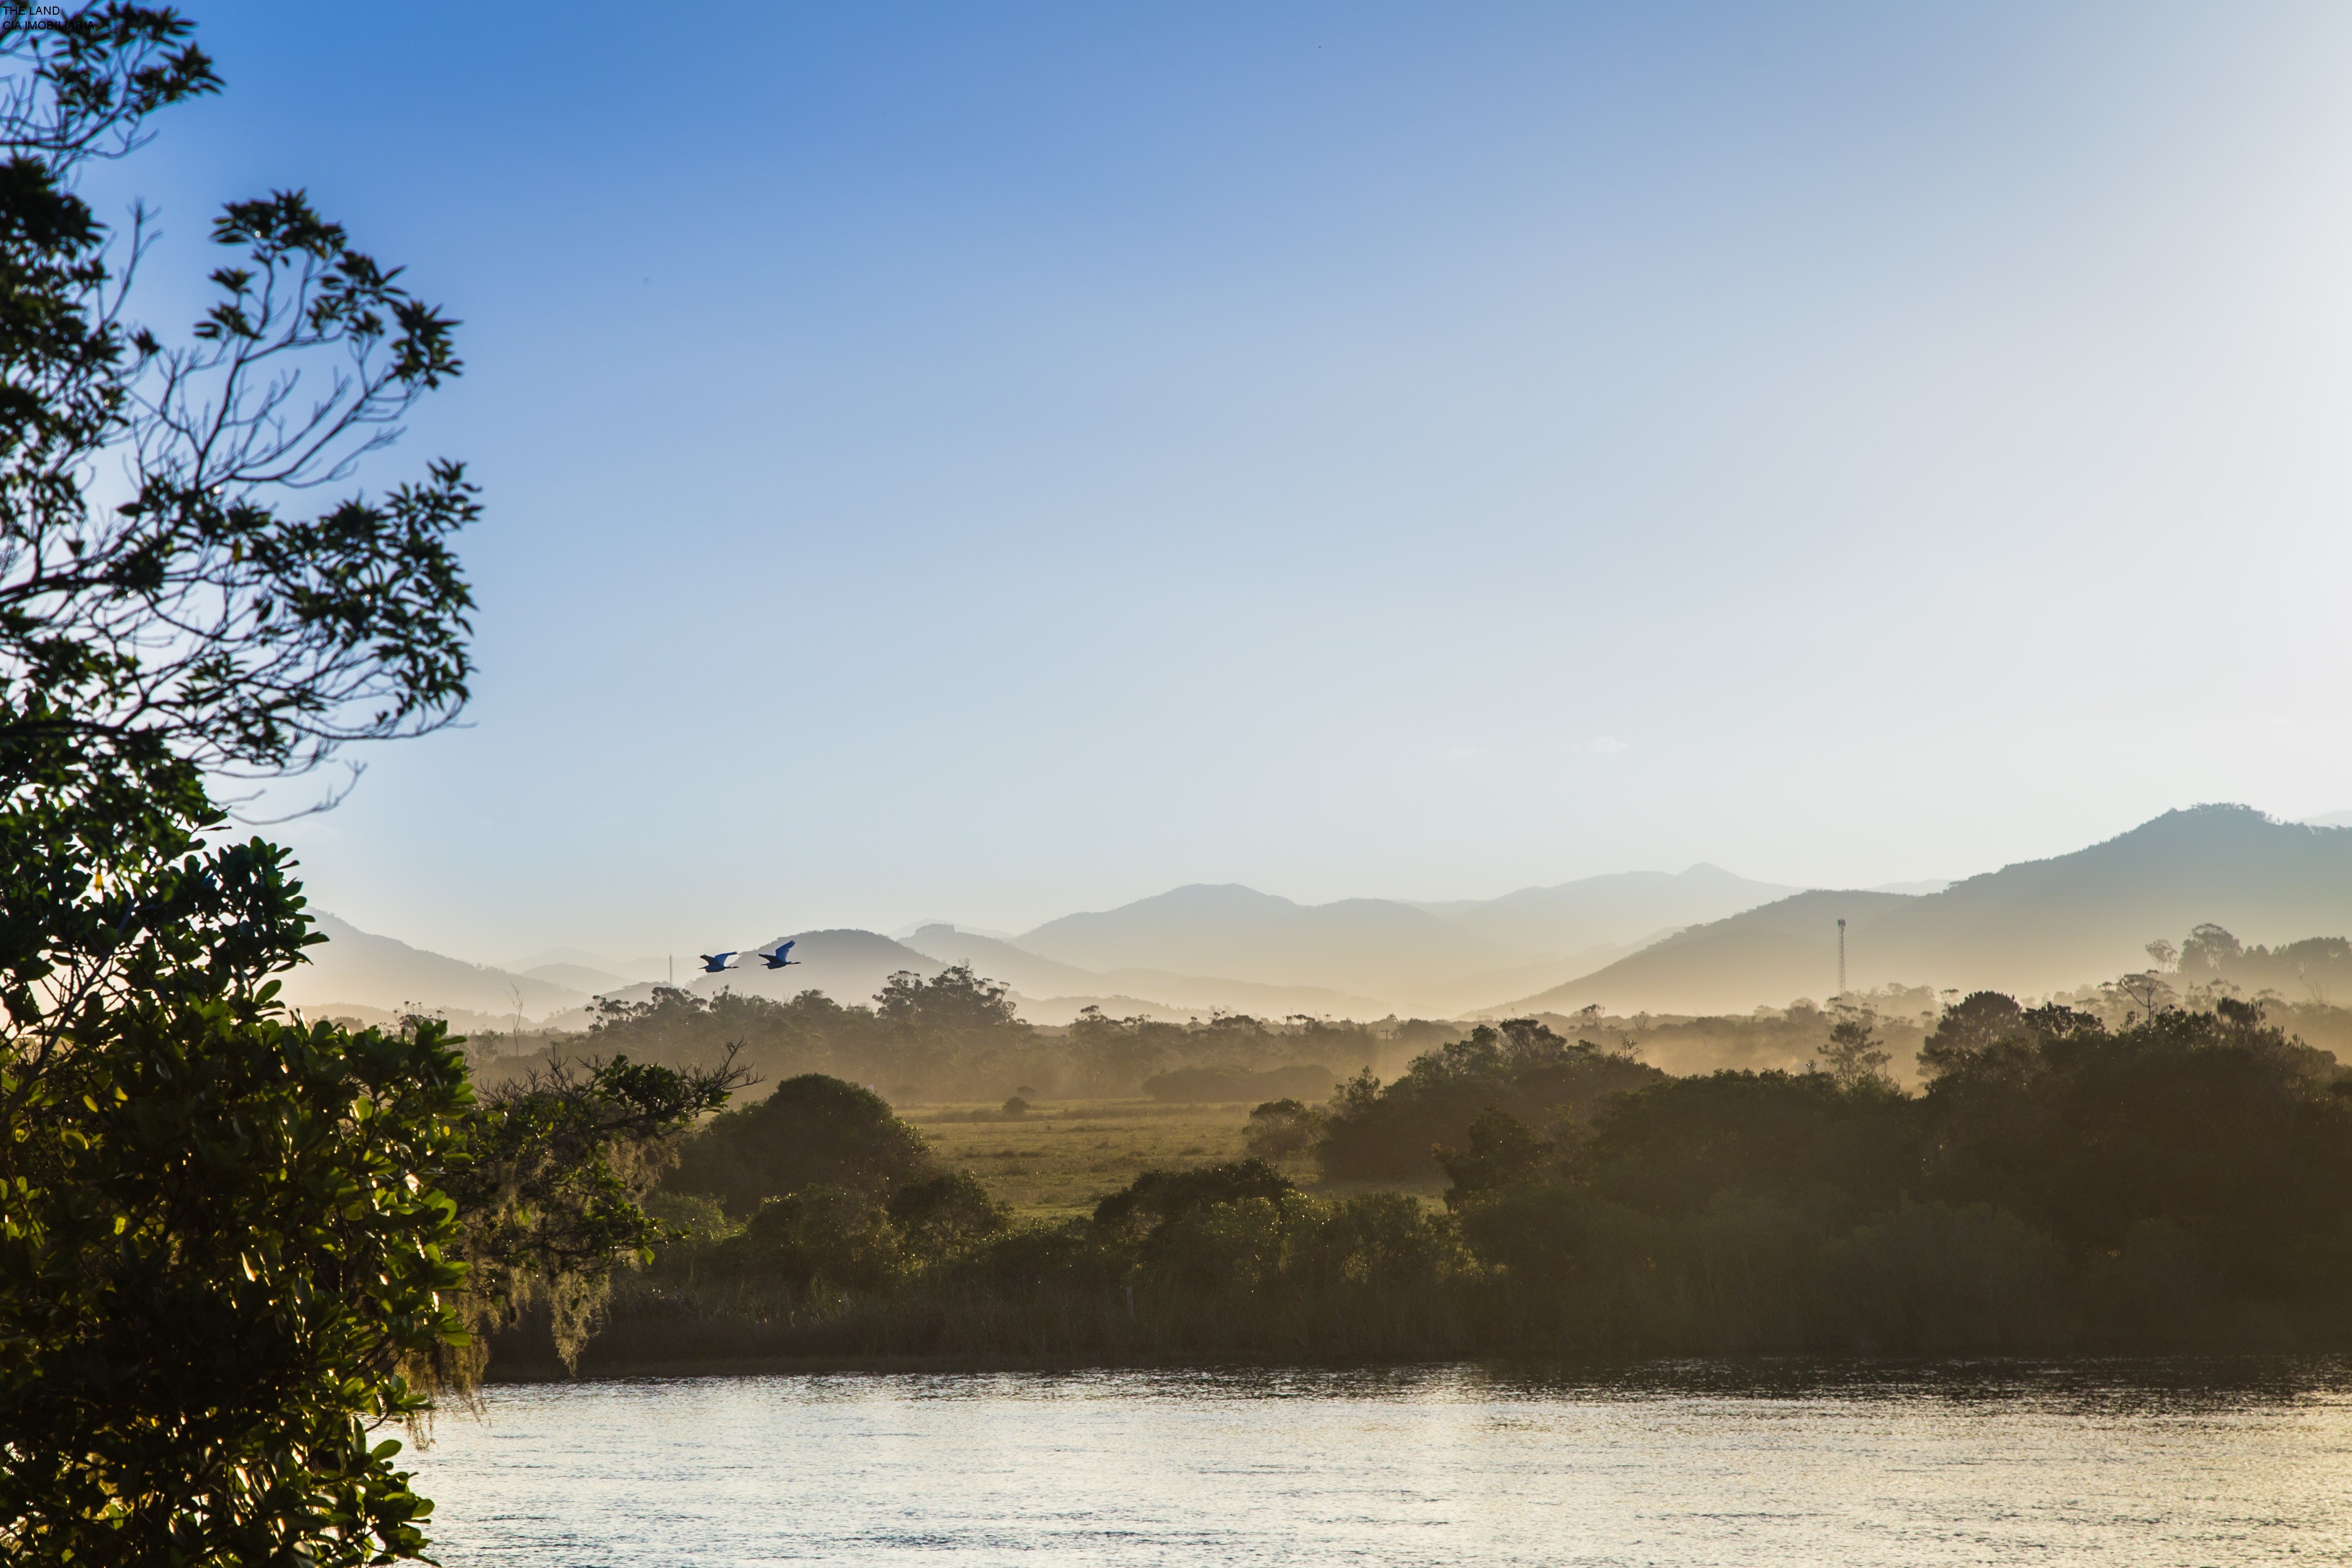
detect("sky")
[99,2,2352,960]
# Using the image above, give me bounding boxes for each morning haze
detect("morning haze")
[15,5,2352,1566]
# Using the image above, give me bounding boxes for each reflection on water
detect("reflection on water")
[409,1358,2352,1565]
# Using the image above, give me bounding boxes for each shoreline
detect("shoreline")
[480,1345,2352,1386]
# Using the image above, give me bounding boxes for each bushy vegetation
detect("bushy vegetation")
[523,994,2352,1372]
[1315,1018,1662,1180]
[669,1074,934,1215]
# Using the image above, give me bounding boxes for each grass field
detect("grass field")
[899,1098,1442,1221]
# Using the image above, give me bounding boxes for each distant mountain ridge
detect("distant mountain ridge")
[1410,864,1801,957]
[296,858,1815,1023]
[587,929,949,1012]
[1009,866,1798,1012]
[296,804,2347,1028]
[899,924,1391,1018]
[1016,884,1524,999]
[1506,805,2352,1014]
[281,914,592,1021]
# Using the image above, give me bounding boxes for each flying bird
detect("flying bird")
[698,952,738,973]
[762,941,800,970]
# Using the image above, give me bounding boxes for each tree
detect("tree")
[1918,991,2026,1080]
[1066,1005,1181,1094]
[1313,1018,1660,1181]
[2107,970,2178,1023]
[1433,1107,1553,1206]
[667,1074,935,1215]
[2181,923,2244,975]
[876,963,1020,1032]
[886,1171,1010,1259]
[1243,1097,1325,1160]
[1819,1012,1895,1090]
[0,13,731,1561]
[2,1005,472,1563]
[871,963,1031,1092]
[0,15,476,1046]
[453,1049,744,1370]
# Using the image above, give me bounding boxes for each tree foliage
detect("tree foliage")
[0,12,736,1561]
[2,1002,470,1563]
[1315,1018,1660,1180]
[668,1073,935,1217]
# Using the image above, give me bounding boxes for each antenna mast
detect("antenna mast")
[1837,918,1847,998]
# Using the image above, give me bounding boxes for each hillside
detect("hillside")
[1858,807,2352,992]
[898,924,1390,1019]
[279,913,592,1022]
[1008,870,1811,1014]
[1016,884,1526,1000]
[1414,864,1798,958]
[1502,806,2352,1014]
[293,805,2352,1029]
[675,928,948,1007]
[1501,890,1918,1014]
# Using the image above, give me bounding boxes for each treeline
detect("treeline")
[538,969,1380,1102]
[1576,988,1938,1082]
[2049,923,2352,1060]
[499,933,2352,1105]
[498,993,2352,1370]
[514,974,1937,1104]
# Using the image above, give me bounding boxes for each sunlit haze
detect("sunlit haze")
[131,1,2352,958]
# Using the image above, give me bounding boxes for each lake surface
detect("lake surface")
[407,1359,2352,1566]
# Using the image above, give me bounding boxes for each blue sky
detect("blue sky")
[112,2,2352,957]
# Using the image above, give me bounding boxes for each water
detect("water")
[407,1359,2352,1566]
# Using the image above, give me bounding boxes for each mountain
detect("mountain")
[1413,864,1800,958]
[518,961,637,994]
[280,913,591,1020]
[1016,884,1529,1002]
[899,923,1392,1019]
[895,925,1105,997]
[678,928,945,1007]
[1499,890,1920,1015]
[1503,805,2352,1014]
[501,946,668,982]
[1857,805,2352,990]
[1006,872,1808,1016]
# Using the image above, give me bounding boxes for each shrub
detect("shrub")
[1315,1020,1660,1180]
[888,1171,1012,1258]
[670,1074,933,1214]
[1288,1194,1465,1291]
[1433,1107,1552,1206]
[1091,1159,1297,1232]
[1243,1098,1325,1160]
[719,1185,908,1296]
[1142,1196,1294,1296]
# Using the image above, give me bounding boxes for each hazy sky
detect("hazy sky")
[115,3,2352,958]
